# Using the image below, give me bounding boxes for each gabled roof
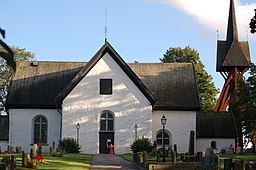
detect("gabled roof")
[6,43,200,111]
[55,41,156,105]
[196,112,237,138]
[6,61,84,109]
[216,0,250,72]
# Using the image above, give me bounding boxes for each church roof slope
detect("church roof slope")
[6,61,200,110]
[196,112,237,138]
[6,61,85,109]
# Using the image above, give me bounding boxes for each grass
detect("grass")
[219,154,256,161]
[120,153,179,163]
[0,153,92,170]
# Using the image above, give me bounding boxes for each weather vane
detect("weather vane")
[105,9,108,42]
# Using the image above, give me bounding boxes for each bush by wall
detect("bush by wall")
[59,137,81,153]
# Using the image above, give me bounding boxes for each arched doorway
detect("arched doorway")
[99,110,114,154]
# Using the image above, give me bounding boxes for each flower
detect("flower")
[32,155,44,162]
[26,161,36,168]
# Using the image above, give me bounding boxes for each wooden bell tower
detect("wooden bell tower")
[215,0,251,112]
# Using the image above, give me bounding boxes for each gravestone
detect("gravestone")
[33,144,38,156]
[201,148,218,166]
[1,156,11,170]
[188,130,195,155]
[174,144,177,157]
[224,158,232,170]
[38,137,42,156]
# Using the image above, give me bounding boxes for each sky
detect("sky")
[1,0,256,91]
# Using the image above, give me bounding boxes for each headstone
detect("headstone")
[224,158,232,170]
[38,137,42,156]
[33,144,38,156]
[1,156,11,170]
[0,162,7,170]
[53,141,56,152]
[22,151,25,167]
[142,151,147,165]
[50,147,52,156]
[188,130,195,155]
[30,148,33,158]
[172,151,176,165]
[234,160,244,170]
[174,144,177,157]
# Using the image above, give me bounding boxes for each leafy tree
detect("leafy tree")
[160,46,218,111]
[230,63,256,150]
[0,46,35,114]
[0,27,16,71]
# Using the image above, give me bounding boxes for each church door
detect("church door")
[99,111,114,154]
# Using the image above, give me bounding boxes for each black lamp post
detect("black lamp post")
[134,124,138,140]
[161,114,167,163]
[76,123,80,145]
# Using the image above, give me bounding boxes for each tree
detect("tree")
[160,46,219,111]
[230,63,256,150]
[0,27,16,71]
[0,46,35,114]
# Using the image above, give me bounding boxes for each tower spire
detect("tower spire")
[226,0,238,47]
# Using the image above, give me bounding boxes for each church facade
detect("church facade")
[1,42,237,154]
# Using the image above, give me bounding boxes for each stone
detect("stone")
[224,158,232,170]
[1,157,11,170]
[33,144,37,156]
[188,130,195,155]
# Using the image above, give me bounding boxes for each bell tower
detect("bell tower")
[215,0,251,111]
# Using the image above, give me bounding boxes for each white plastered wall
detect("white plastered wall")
[8,109,61,153]
[152,110,196,153]
[63,53,152,154]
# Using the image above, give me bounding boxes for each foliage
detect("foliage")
[230,63,256,147]
[130,137,152,153]
[0,46,35,115]
[160,46,219,111]
[0,27,16,71]
[59,137,81,153]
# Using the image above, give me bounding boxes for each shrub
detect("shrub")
[59,137,81,153]
[130,137,152,153]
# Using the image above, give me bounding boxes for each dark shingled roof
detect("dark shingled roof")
[196,112,237,138]
[6,44,200,111]
[216,0,250,72]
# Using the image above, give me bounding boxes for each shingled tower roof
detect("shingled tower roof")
[216,0,250,72]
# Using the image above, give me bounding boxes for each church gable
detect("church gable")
[56,41,155,106]
[63,51,153,108]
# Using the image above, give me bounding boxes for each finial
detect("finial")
[104,9,108,42]
[217,30,219,40]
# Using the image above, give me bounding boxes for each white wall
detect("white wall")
[8,109,61,153]
[196,138,235,153]
[0,141,8,152]
[152,110,196,153]
[63,53,152,154]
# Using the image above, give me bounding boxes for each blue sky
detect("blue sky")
[1,0,256,91]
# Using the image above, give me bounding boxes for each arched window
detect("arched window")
[211,141,217,149]
[156,130,171,146]
[33,115,47,144]
[100,111,114,131]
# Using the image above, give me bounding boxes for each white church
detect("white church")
[0,41,237,154]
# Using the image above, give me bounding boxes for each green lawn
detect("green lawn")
[120,153,179,163]
[0,153,92,170]
[219,154,256,161]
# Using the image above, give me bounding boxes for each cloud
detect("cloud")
[147,0,256,39]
